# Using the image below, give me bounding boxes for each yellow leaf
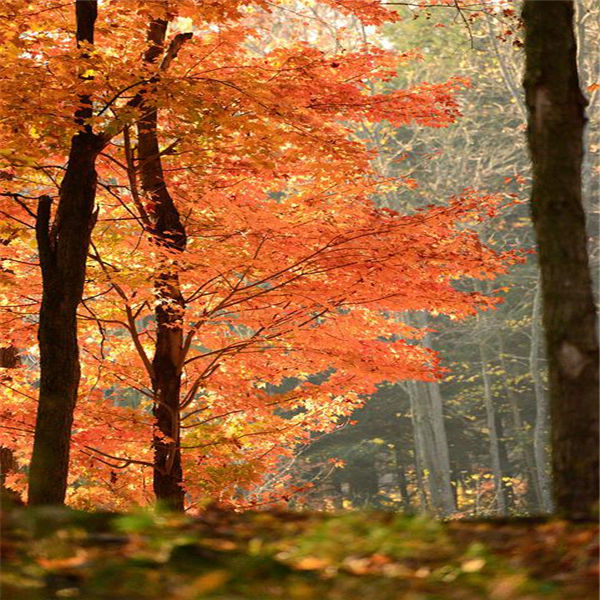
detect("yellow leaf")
[294,556,330,570]
[461,558,485,573]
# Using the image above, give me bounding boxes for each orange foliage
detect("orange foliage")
[0,0,519,509]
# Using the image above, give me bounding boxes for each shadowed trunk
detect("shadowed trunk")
[28,0,101,506]
[137,17,189,511]
[0,345,23,505]
[523,0,599,519]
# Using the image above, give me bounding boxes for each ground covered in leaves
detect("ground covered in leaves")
[1,506,597,599]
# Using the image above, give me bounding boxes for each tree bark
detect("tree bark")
[523,0,599,519]
[137,17,189,511]
[28,0,101,505]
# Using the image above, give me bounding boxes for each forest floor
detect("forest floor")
[1,506,597,599]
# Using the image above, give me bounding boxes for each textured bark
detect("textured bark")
[523,0,599,519]
[137,17,189,511]
[28,0,101,506]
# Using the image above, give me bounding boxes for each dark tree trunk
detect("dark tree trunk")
[523,0,599,519]
[28,0,101,506]
[137,17,188,511]
[494,410,515,510]
[0,345,23,505]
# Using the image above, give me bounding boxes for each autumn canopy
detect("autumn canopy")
[0,0,518,510]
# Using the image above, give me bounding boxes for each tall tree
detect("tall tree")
[136,15,191,510]
[28,0,102,505]
[523,0,599,519]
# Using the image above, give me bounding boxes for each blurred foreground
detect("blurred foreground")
[1,506,597,599]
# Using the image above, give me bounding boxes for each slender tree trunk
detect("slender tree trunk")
[523,0,599,519]
[28,0,101,506]
[408,312,455,516]
[478,340,507,515]
[494,407,516,510]
[424,381,456,515]
[529,279,553,513]
[496,334,542,510]
[137,17,189,511]
[408,379,455,516]
[408,390,429,512]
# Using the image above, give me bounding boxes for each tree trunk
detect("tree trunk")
[137,17,188,511]
[478,339,507,515]
[28,0,101,506]
[494,406,516,510]
[529,279,553,513]
[496,333,541,511]
[408,391,429,513]
[0,345,23,505]
[523,0,599,519]
[425,381,456,515]
[408,379,455,516]
[406,311,455,517]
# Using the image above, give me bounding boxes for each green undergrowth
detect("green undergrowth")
[1,506,597,599]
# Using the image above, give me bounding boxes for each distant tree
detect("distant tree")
[523,0,599,519]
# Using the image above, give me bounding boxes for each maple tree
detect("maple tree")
[0,0,520,510]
